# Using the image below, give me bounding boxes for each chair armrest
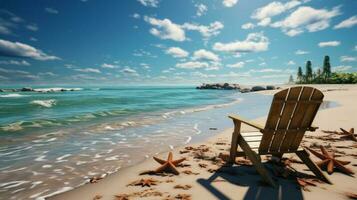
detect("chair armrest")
[228,114,264,131]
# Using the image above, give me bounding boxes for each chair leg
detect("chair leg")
[229,120,241,164]
[238,135,276,187]
[296,149,332,184]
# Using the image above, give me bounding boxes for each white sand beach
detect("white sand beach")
[49,85,357,200]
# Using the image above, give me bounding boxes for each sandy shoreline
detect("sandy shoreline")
[49,84,357,200]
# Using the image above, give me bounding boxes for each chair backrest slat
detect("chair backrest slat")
[268,87,303,152]
[259,89,288,153]
[258,86,324,154]
[279,87,314,152]
[289,88,324,150]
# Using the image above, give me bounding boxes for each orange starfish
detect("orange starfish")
[153,152,185,175]
[307,146,354,175]
[340,128,357,142]
[128,178,159,187]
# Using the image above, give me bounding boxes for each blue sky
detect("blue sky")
[0,0,356,86]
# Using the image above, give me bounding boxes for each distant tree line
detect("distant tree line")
[294,55,357,84]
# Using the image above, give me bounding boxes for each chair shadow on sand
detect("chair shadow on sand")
[197,163,313,200]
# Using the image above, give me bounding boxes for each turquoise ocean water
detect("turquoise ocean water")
[0,86,273,199]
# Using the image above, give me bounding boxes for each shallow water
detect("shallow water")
[0,87,336,200]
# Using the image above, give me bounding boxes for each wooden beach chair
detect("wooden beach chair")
[228,86,331,187]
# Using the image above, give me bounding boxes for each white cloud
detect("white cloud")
[131,13,140,19]
[222,0,238,7]
[287,60,296,65]
[0,60,30,66]
[38,72,57,76]
[257,18,271,26]
[137,0,159,7]
[0,39,60,61]
[220,71,251,77]
[26,24,38,31]
[213,32,269,53]
[74,68,101,73]
[318,41,340,47]
[193,49,220,62]
[144,16,186,42]
[250,68,282,73]
[176,61,209,69]
[227,61,244,68]
[196,4,208,17]
[191,71,216,78]
[334,16,357,29]
[121,67,139,76]
[165,47,189,58]
[241,23,255,30]
[101,63,118,68]
[271,6,341,36]
[340,56,356,62]
[295,50,309,55]
[252,0,303,27]
[333,65,353,72]
[45,7,59,14]
[140,63,150,69]
[0,25,11,35]
[182,21,224,39]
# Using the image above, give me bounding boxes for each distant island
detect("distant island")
[291,55,357,84]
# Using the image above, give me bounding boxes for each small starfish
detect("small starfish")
[340,128,357,142]
[114,194,129,200]
[128,178,159,187]
[175,194,192,200]
[153,152,185,175]
[307,146,354,175]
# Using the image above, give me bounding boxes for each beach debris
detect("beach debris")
[175,193,192,200]
[185,146,194,151]
[93,194,102,200]
[174,184,192,190]
[215,142,226,145]
[166,179,174,183]
[322,130,341,134]
[139,189,163,198]
[198,163,208,168]
[179,150,190,154]
[127,178,159,187]
[209,128,218,130]
[340,128,357,142]
[177,163,191,168]
[296,178,318,191]
[282,156,304,165]
[207,168,217,173]
[181,169,199,175]
[152,152,186,175]
[307,146,354,175]
[89,176,103,183]
[114,194,130,200]
[345,192,357,199]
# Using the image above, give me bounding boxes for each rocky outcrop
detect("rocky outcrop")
[196,83,278,93]
[196,83,240,90]
[251,86,266,92]
[0,87,81,93]
[21,87,34,92]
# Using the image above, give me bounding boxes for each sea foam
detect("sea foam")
[31,99,56,108]
[0,93,27,98]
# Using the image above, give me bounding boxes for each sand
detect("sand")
[49,84,357,200]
